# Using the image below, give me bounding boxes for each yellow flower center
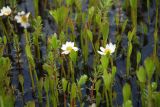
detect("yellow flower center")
[4,12,10,15]
[66,46,73,51]
[21,16,28,23]
[104,49,111,54]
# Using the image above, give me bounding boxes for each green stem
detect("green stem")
[109,88,113,107]
[105,91,109,107]
[140,83,145,107]
[46,92,50,107]
[28,64,35,92]
[69,59,74,81]
[24,29,29,45]
[148,82,152,107]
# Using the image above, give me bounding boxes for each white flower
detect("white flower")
[98,42,116,55]
[0,6,12,16]
[15,11,30,28]
[61,41,78,54]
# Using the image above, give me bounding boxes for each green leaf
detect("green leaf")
[87,29,93,42]
[136,66,146,83]
[123,83,131,102]
[62,78,68,92]
[112,66,117,79]
[128,43,132,57]
[136,51,141,66]
[96,92,101,107]
[69,50,78,63]
[154,93,160,107]
[49,7,68,26]
[66,0,73,6]
[100,55,109,70]
[151,82,157,91]
[101,23,109,42]
[103,71,112,90]
[43,64,53,76]
[52,33,59,49]
[128,28,136,42]
[123,100,133,107]
[0,45,4,57]
[78,75,88,87]
[71,83,77,99]
[0,57,11,73]
[95,13,101,25]
[25,45,35,68]
[144,57,155,80]
[44,78,49,93]
[3,36,7,46]
[95,80,102,93]
[88,6,95,20]
[18,74,24,89]
[122,19,128,33]
[25,101,35,107]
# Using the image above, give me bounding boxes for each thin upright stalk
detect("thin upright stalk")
[69,59,74,81]
[148,82,152,107]
[105,91,109,107]
[28,63,35,91]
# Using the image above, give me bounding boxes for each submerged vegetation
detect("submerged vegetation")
[0,0,159,107]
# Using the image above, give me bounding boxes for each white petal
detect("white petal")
[21,23,30,28]
[110,44,116,53]
[105,44,110,49]
[20,11,25,15]
[26,12,30,18]
[73,47,78,51]
[97,51,105,55]
[100,47,105,52]
[66,41,69,45]
[61,50,70,54]
[61,45,67,50]
[71,42,74,47]
[67,41,72,47]
[15,17,22,23]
